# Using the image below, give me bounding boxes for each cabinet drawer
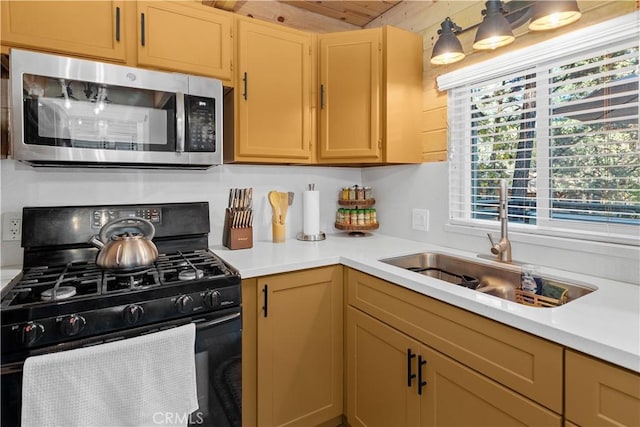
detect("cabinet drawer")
[565,350,640,427]
[346,268,563,413]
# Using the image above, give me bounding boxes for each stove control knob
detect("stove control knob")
[60,314,86,337]
[123,304,145,324]
[203,290,221,309]
[175,295,194,314]
[17,322,45,345]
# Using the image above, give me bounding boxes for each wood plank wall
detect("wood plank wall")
[366,0,638,163]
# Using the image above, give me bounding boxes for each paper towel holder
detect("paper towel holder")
[296,232,326,241]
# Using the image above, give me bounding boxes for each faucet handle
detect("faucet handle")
[487,233,500,255]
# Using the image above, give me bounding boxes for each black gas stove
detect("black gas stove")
[1,202,241,364]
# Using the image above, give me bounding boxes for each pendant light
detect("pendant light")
[473,0,515,50]
[430,17,465,65]
[529,1,582,31]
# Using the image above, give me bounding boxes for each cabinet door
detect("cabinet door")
[136,1,232,80]
[565,350,640,427]
[347,307,421,427]
[1,1,126,62]
[420,345,562,427]
[235,19,312,162]
[319,29,381,162]
[257,266,343,427]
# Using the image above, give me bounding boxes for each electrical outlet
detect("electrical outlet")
[2,214,22,241]
[412,209,429,232]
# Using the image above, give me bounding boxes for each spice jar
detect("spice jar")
[348,186,356,201]
[350,209,358,225]
[341,187,350,201]
[356,186,365,200]
[364,186,372,200]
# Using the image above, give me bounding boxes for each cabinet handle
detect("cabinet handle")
[141,13,145,46]
[320,84,325,110]
[242,72,248,100]
[407,349,416,387]
[418,355,427,395]
[262,284,268,317]
[115,7,121,42]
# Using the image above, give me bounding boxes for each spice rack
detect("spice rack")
[335,186,379,236]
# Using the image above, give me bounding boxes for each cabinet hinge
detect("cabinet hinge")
[309,45,312,56]
[378,139,382,149]
[230,60,233,72]
[379,41,382,52]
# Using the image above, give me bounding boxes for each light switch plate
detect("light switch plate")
[412,209,429,232]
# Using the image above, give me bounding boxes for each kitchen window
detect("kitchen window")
[439,12,639,245]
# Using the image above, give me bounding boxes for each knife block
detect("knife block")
[223,209,253,250]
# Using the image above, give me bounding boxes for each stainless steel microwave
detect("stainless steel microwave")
[10,49,223,168]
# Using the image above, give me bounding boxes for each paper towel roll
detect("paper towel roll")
[302,190,320,236]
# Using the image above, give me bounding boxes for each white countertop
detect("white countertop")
[211,233,640,373]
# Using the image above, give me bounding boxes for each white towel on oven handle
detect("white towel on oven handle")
[21,323,198,427]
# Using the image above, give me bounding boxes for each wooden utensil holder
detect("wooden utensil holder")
[223,209,253,250]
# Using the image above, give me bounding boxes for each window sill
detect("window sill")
[444,222,640,261]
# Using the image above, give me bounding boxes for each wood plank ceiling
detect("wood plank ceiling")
[205,1,402,31]
[279,1,401,27]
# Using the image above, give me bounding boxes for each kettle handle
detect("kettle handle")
[99,217,156,243]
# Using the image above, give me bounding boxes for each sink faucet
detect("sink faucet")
[487,179,512,262]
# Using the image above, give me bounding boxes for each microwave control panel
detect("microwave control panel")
[185,95,216,152]
[91,207,162,229]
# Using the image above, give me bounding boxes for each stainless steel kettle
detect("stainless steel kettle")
[89,217,159,271]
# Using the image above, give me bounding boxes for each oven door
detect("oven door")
[1,308,241,427]
[191,310,242,427]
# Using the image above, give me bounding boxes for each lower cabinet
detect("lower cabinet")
[243,266,343,427]
[565,350,640,427]
[347,306,561,427]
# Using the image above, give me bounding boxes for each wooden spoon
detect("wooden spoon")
[268,191,281,223]
[278,192,289,225]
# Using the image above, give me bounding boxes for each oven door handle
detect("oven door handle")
[194,311,240,330]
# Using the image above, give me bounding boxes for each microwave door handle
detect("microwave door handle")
[176,92,185,152]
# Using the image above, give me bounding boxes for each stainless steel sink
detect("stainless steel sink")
[379,252,596,307]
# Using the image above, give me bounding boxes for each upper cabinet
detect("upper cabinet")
[225,18,313,163]
[1,1,127,62]
[318,26,422,164]
[136,1,232,81]
[1,1,233,81]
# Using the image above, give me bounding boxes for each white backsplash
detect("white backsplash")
[0,159,360,266]
[2,158,637,285]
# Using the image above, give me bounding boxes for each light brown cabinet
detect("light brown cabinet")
[565,350,640,427]
[318,26,422,164]
[348,306,561,427]
[345,267,564,426]
[1,1,127,62]
[1,1,233,81]
[243,266,343,427]
[136,1,232,81]
[225,18,313,163]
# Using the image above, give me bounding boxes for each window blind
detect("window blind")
[447,15,639,245]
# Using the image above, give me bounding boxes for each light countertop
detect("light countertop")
[211,233,640,374]
[3,235,638,373]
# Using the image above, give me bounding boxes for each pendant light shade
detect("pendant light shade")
[529,1,582,31]
[473,0,515,50]
[430,17,465,65]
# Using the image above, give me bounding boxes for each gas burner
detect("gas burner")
[41,286,77,301]
[178,269,204,281]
